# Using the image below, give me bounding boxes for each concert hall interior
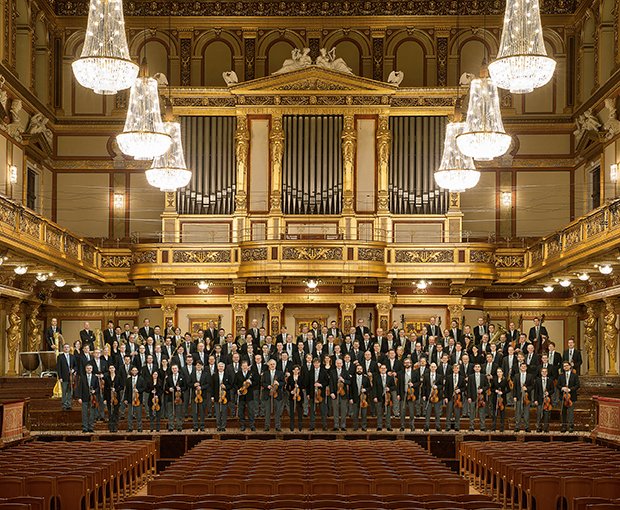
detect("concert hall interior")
[1,0,620,507]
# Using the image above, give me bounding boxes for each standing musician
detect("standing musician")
[558,360,580,433]
[191,360,210,431]
[422,362,443,432]
[513,362,534,433]
[350,364,371,431]
[286,365,304,431]
[307,357,329,431]
[533,366,553,433]
[103,364,123,433]
[146,370,164,432]
[444,363,466,432]
[467,363,489,432]
[235,360,256,432]
[56,343,76,411]
[528,317,548,353]
[165,364,186,432]
[374,364,396,431]
[563,337,583,375]
[125,366,146,432]
[491,367,509,432]
[262,359,285,432]
[76,363,100,433]
[213,361,232,432]
[329,359,350,431]
[399,357,419,431]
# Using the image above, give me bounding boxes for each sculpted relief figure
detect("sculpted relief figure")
[316,48,353,74]
[387,70,405,86]
[222,71,239,86]
[272,48,312,75]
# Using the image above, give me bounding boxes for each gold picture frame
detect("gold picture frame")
[188,316,221,338]
[294,316,328,333]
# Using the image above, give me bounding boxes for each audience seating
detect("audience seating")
[0,440,157,510]
[0,499,44,510]
[459,442,620,510]
[117,494,502,510]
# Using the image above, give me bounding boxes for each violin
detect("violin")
[111,386,119,407]
[270,380,279,399]
[174,387,182,405]
[508,378,514,390]
[385,388,392,406]
[293,384,301,402]
[360,392,368,408]
[219,384,228,404]
[195,385,203,404]
[523,390,530,406]
[133,388,140,407]
[476,391,485,408]
[314,385,323,404]
[454,391,463,409]
[337,379,346,396]
[563,389,573,408]
[152,393,160,412]
[543,394,552,411]
[91,390,99,409]
[497,394,505,411]
[239,379,251,395]
[406,385,416,402]
[429,386,439,404]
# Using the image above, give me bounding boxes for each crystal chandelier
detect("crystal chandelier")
[116,60,172,160]
[456,68,512,161]
[146,121,192,191]
[434,119,479,192]
[488,0,556,94]
[72,0,139,95]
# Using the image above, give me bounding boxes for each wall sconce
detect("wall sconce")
[113,193,125,210]
[501,191,512,207]
[8,165,17,184]
[611,164,618,183]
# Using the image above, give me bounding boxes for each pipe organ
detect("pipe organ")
[282,115,344,215]
[389,116,448,215]
[177,116,237,215]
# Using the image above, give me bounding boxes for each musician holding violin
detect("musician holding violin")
[558,360,580,433]
[261,359,285,432]
[329,359,351,431]
[307,357,329,431]
[165,364,187,432]
[146,370,164,432]
[124,366,146,432]
[103,364,123,433]
[491,367,509,432]
[76,363,100,433]
[349,364,371,431]
[235,360,256,432]
[373,363,396,431]
[467,363,489,432]
[533,366,553,433]
[512,362,534,433]
[286,364,304,431]
[398,357,419,431]
[422,362,443,432]
[214,361,233,432]
[191,360,210,432]
[444,363,466,432]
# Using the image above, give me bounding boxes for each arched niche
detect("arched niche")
[580,15,596,102]
[266,39,296,75]
[334,39,362,76]
[256,30,306,78]
[130,30,179,85]
[394,39,426,86]
[203,40,234,86]
[447,30,497,85]
[599,0,615,84]
[15,0,31,85]
[34,16,50,103]
[322,30,371,77]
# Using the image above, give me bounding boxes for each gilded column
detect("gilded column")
[6,300,22,376]
[269,114,285,214]
[232,303,248,338]
[603,299,618,375]
[376,303,392,332]
[235,114,250,214]
[27,302,42,352]
[267,303,284,337]
[376,115,391,214]
[584,303,598,375]
[341,114,356,214]
[340,303,356,333]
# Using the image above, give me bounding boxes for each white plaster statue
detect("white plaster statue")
[27,113,53,145]
[387,70,405,86]
[5,98,23,142]
[153,73,169,87]
[459,72,476,86]
[222,71,239,86]
[573,108,601,139]
[603,97,620,140]
[316,48,353,74]
[272,48,312,75]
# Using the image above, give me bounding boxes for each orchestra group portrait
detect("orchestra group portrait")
[53,314,581,434]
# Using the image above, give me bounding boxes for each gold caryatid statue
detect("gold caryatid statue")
[603,300,618,375]
[6,301,22,376]
[584,303,598,375]
[28,303,42,352]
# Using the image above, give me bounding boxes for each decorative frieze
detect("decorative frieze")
[282,247,343,261]
[172,250,231,263]
[394,249,454,263]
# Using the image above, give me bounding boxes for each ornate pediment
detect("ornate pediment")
[230,66,397,96]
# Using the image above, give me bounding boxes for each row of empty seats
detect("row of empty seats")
[574,497,620,510]
[0,440,158,510]
[148,440,468,497]
[119,494,501,510]
[0,498,44,510]
[459,441,620,510]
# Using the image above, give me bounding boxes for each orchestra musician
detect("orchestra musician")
[45,317,62,350]
[399,357,419,431]
[350,364,371,431]
[146,370,164,432]
[491,367,509,432]
[124,366,146,432]
[528,317,549,352]
[165,364,186,432]
[558,360,580,433]
[213,361,232,432]
[513,362,534,433]
[329,359,350,431]
[562,337,583,375]
[236,360,256,432]
[422,362,442,432]
[444,363,466,432]
[373,364,395,431]
[307,357,329,431]
[103,364,123,432]
[286,365,304,431]
[262,359,285,432]
[467,363,488,432]
[76,363,100,433]
[79,322,96,350]
[533,366,553,433]
[56,343,76,411]
[191,360,210,431]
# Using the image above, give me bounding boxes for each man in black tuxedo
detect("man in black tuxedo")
[473,317,487,344]
[306,357,329,431]
[355,318,370,343]
[426,317,442,339]
[103,321,116,345]
[329,359,350,431]
[190,360,211,431]
[261,359,285,432]
[373,363,396,431]
[528,317,549,352]
[562,338,583,374]
[422,362,443,432]
[56,343,76,410]
[165,364,186,431]
[444,363,466,431]
[138,319,153,342]
[79,322,96,350]
[203,320,218,344]
[558,360,580,432]
[448,320,462,345]
[350,364,371,431]
[467,363,489,431]
[45,317,62,350]
[547,341,562,373]
[235,360,256,431]
[506,322,520,345]
[513,363,534,432]
[533,366,553,433]
[328,320,342,340]
[76,363,100,433]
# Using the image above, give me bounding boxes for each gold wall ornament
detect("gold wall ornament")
[469,250,494,264]
[376,115,391,213]
[282,247,343,260]
[494,254,525,268]
[235,114,250,212]
[232,302,248,335]
[584,303,598,375]
[27,302,42,352]
[132,250,157,264]
[172,250,231,263]
[101,255,132,268]
[358,248,385,262]
[269,114,285,213]
[233,281,247,295]
[267,302,284,336]
[6,300,22,376]
[241,248,268,262]
[603,299,619,375]
[394,249,454,263]
[341,114,356,214]
[340,302,356,331]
